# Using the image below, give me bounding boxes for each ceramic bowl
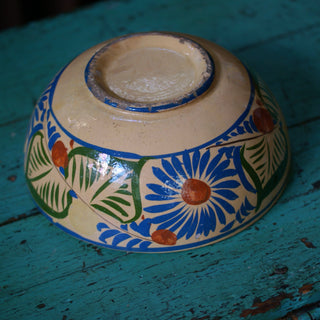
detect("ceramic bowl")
[24,32,290,252]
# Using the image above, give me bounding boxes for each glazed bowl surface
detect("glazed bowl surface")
[24,32,290,252]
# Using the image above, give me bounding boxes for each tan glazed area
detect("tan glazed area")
[24,32,291,252]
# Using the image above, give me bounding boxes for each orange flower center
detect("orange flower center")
[52,141,69,168]
[151,229,177,245]
[181,179,211,205]
[253,107,274,133]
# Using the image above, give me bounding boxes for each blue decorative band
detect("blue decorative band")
[47,43,255,160]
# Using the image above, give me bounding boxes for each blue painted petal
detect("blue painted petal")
[213,197,235,214]
[149,207,184,224]
[183,151,193,178]
[221,147,234,159]
[212,202,226,225]
[243,120,253,133]
[186,213,199,239]
[145,194,177,201]
[236,210,244,223]
[144,201,181,213]
[207,206,217,233]
[201,210,210,236]
[120,224,128,231]
[199,149,210,178]
[214,189,239,200]
[47,121,56,137]
[139,241,152,250]
[146,183,179,196]
[220,220,235,233]
[192,150,200,176]
[158,210,187,231]
[170,210,188,232]
[40,108,46,122]
[213,159,230,174]
[213,180,240,189]
[152,167,181,190]
[172,156,188,180]
[97,222,109,231]
[211,169,238,183]
[112,233,131,246]
[99,229,121,243]
[59,167,65,176]
[48,132,61,150]
[237,126,245,134]
[162,159,180,182]
[126,238,141,249]
[240,202,251,217]
[196,210,205,235]
[233,146,256,193]
[129,220,151,237]
[38,100,44,110]
[208,159,230,181]
[245,197,255,210]
[177,214,194,239]
[69,189,78,198]
[206,152,223,176]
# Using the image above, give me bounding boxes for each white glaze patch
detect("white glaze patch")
[105,47,196,103]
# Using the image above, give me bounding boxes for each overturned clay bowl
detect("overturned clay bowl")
[24,32,291,252]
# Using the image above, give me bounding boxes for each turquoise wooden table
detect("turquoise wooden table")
[1,1,320,319]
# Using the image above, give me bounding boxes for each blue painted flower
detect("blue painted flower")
[144,147,246,240]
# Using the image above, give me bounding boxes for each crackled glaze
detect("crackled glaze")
[24,32,290,252]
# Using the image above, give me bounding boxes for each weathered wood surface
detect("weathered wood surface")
[1,1,320,319]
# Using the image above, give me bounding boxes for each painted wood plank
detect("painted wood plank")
[1,188,320,319]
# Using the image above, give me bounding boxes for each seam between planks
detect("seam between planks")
[3,252,133,299]
[234,22,320,53]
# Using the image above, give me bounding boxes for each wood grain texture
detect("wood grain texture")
[1,0,320,319]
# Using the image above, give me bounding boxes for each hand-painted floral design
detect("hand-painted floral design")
[143,147,255,240]
[24,63,290,252]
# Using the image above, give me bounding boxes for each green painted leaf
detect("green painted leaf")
[79,157,84,190]
[25,131,72,219]
[101,199,129,218]
[85,158,90,190]
[64,146,150,224]
[243,127,287,188]
[107,196,131,206]
[241,129,289,211]
[240,146,263,211]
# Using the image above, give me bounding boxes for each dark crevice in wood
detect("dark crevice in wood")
[8,252,132,297]
[0,114,31,128]
[0,207,40,227]
[279,183,320,205]
[278,300,320,320]
[288,115,320,129]
[234,22,320,53]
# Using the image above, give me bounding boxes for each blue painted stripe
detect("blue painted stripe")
[47,55,255,160]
